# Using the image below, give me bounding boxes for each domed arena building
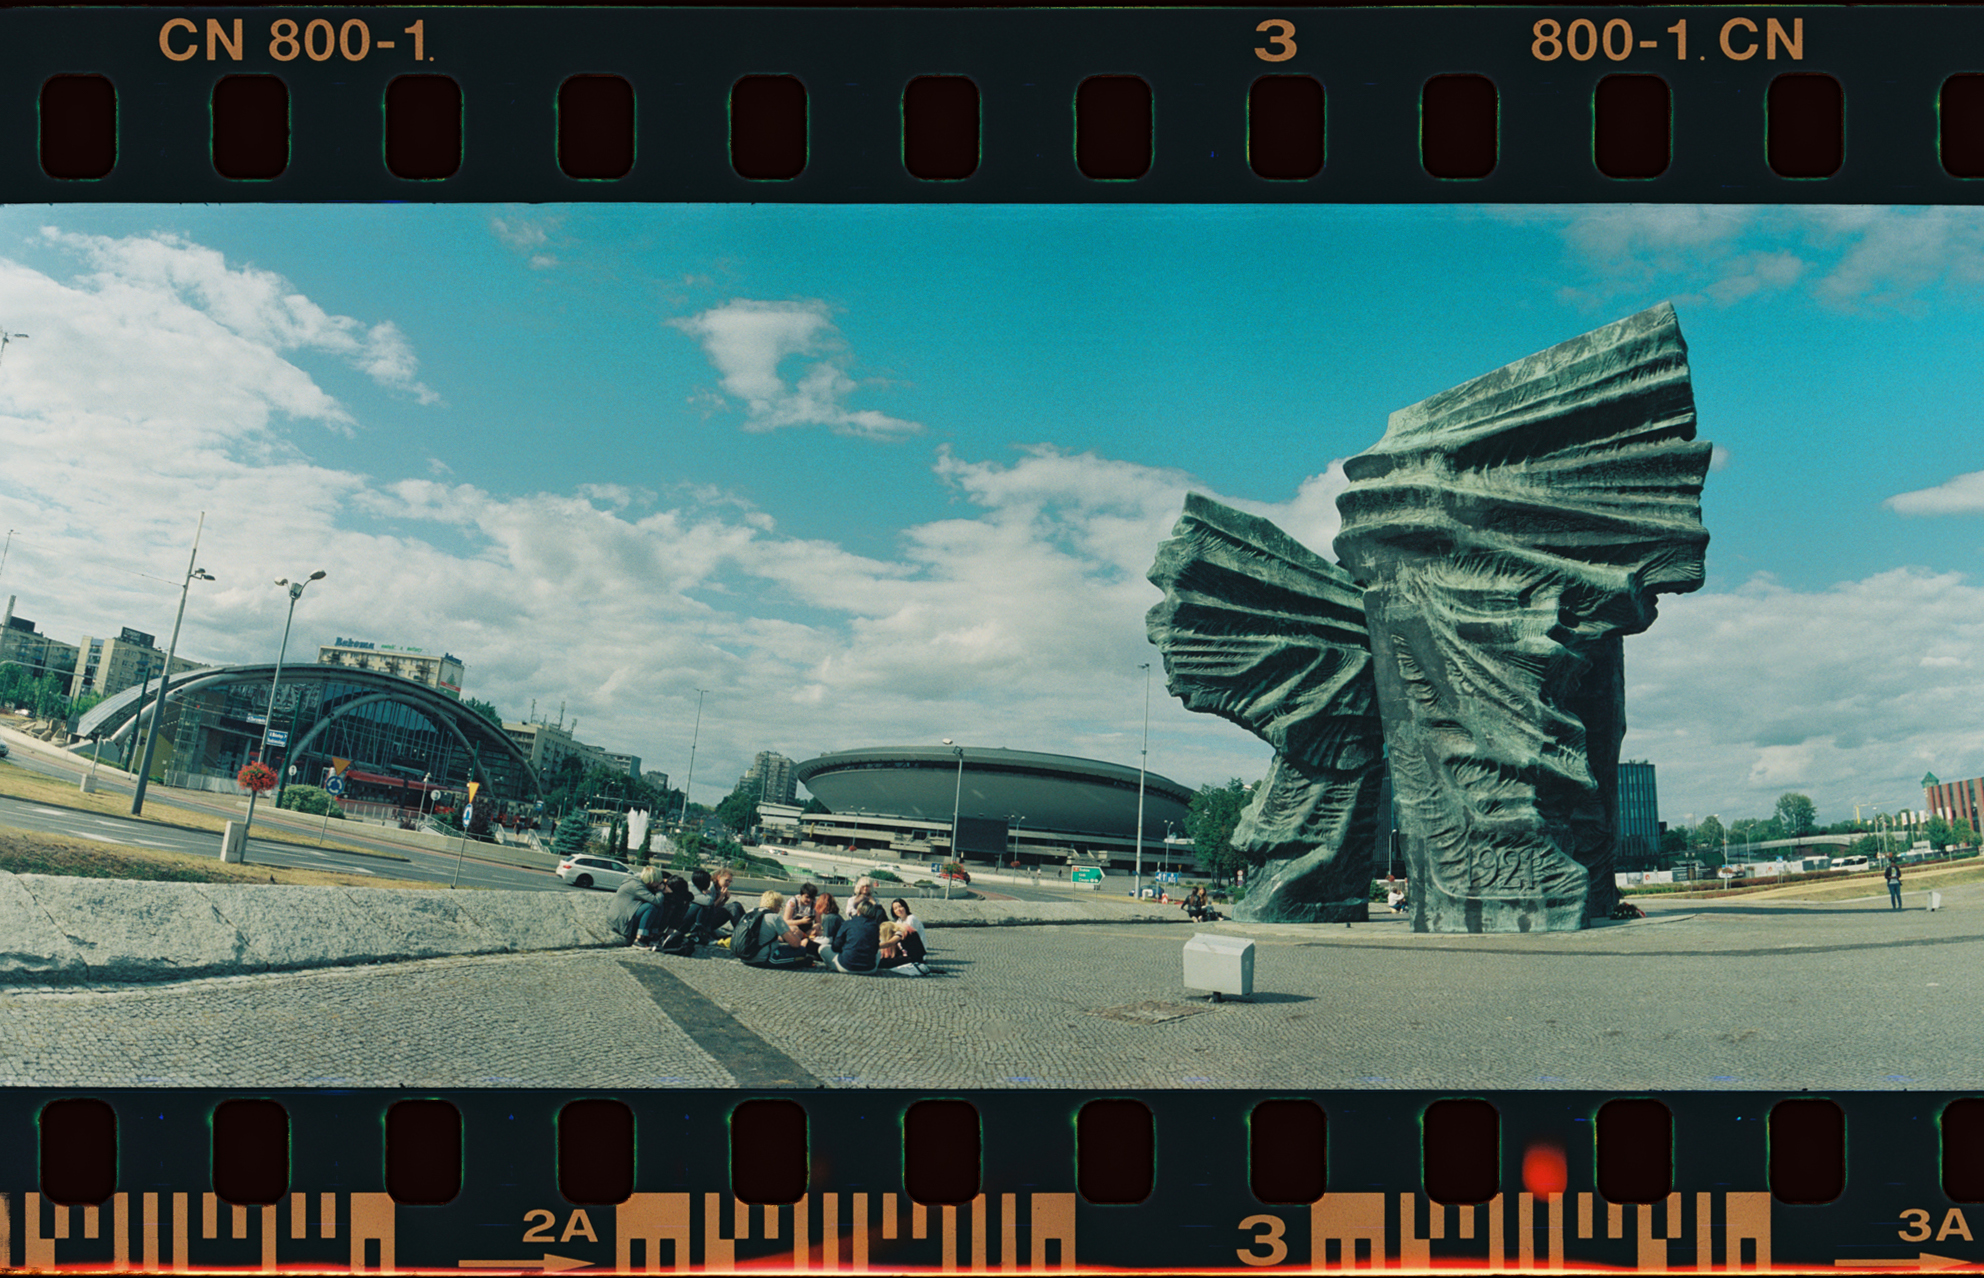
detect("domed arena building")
[789,745,1199,875]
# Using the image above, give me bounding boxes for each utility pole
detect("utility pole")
[677,689,707,828]
[132,512,211,815]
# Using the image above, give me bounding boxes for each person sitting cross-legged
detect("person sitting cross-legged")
[823,899,886,973]
[734,891,817,968]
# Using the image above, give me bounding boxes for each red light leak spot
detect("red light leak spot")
[1522,1141,1567,1198]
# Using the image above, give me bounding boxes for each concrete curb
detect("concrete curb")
[0,873,1192,985]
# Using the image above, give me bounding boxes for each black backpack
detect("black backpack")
[732,909,772,962]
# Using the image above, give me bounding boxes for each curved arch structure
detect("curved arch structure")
[75,663,542,804]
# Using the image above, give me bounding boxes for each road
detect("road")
[1,745,563,893]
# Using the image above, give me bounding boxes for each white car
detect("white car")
[1831,855,1871,873]
[556,854,635,890]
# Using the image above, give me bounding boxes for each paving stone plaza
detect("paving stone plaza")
[6,880,1980,1093]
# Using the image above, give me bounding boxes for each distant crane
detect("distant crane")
[0,328,25,371]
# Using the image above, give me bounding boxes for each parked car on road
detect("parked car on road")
[557,854,635,890]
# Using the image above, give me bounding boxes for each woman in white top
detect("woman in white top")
[888,897,927,965]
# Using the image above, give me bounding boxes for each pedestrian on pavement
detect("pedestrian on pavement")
[1886,860,1904,911]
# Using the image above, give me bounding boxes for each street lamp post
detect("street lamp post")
[238,570,325,860]
[677,688,707,829]
[123,659,157,772]
[132,513,214,814]
[1133,661,1152,901]
[943,739,963,901]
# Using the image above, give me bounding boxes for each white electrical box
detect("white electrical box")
[1183,932,1254,999]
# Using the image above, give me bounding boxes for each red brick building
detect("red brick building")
[1923,772,1984,833]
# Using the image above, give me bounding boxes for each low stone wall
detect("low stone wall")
[0,873,1194,986]
[0,872,622,985]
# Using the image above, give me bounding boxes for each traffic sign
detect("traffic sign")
[324,776,345,796]
[266,729,288,747]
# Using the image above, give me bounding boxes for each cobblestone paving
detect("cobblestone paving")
[0,951,733,1088]
[6,885,1979,1090]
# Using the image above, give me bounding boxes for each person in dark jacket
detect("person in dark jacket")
[825,899,886,972]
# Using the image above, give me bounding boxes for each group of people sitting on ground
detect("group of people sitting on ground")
[608,866,748,956]
[608,870,935,975]
[739,879,935,976]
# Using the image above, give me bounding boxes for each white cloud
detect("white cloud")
[1525,205,1984,314]
[667,299,922,438]
[1624,567,1984,824]
[37,228,440,404]
[1888,471,1984,516]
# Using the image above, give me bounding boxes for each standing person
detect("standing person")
[1886,859,1904,911]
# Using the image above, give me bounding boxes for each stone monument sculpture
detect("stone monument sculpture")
[1148,302,1712,932]
[1145,494,1388,923]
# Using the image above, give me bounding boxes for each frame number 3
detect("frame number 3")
[1255,19,1297,62]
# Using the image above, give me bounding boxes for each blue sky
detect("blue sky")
[3,203,1983,828]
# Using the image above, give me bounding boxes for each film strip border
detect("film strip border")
[6,7,1984,203]
[8,1088,1984,1272]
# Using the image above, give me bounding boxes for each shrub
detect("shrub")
[277,785,345,818]
[869,869,902,883]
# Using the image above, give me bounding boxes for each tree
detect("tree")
[1185,778,1256,883]
[1659,827,1689,855]
[550,808,592,861]
[714,783,758,834]
[462,697,504,727]
[1775,793,1817,837]
[802,795,830,814]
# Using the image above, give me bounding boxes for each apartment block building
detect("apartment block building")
[0,597,78,684]
[317,638,465,698]
[70,627,204,699]
[738,750,798,805]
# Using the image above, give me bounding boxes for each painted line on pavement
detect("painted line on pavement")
[617,956,821,1088]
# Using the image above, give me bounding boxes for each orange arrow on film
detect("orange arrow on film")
[1832,1255,1970,1271]
[458,1256,590,1272]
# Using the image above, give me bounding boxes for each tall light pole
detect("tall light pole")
[677,688,707,829]
[943,739,963,901]
[239,569,325,859]
[1133,661,1152,901]
[132,513,213,815]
